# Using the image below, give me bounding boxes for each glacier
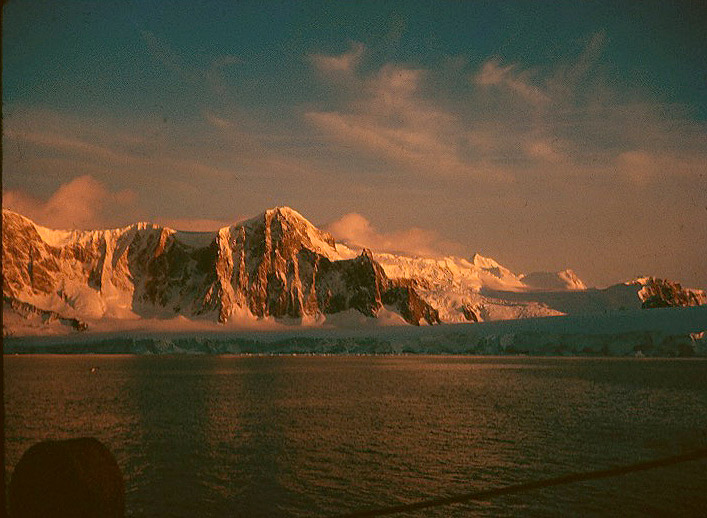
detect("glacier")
[4,306,706,357]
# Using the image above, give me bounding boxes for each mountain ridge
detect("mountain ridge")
[3,207,705,336]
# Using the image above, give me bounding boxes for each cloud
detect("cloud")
[3,106,239,186]
[550,31,606,95]
[474,32,605,109]
[1,104,344,233]
[140,30,193,79]
[206,54,241,95]
[310,42,365,74]
[474,59,550,106]
[306,63,473,177]
[3,128,139,166]
[140,30,240,96]
[3,175,138,230]
[204,110,232,129]
[304,39,622,179]
[306,110,464,174]
[325,212,461,257]
[615,149,707,186]
[524,138,566,164]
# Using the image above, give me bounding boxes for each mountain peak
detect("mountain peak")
[520,269,587,291]
[241,206,312,228]
[266,206,304,219]
[2,208,36,228]
[3,207,705,335]
[247,206,338,256]
[471,253,502,269]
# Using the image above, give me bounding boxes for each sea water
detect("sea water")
[4,355,707,517]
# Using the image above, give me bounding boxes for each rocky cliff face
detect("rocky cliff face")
[3,295,88,336]
[1,210,220,321]
[206,209,439,324]
[638,277,707,308]
[3,207,704,335]
[1,208,439,329]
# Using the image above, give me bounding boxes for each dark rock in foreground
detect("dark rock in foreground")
[8,438,124,518]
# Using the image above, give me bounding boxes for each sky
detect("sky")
[2,0,706,289]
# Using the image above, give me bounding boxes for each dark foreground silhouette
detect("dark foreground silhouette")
[8,438,124,518]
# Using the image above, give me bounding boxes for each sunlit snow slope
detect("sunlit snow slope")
[3,207,705,336]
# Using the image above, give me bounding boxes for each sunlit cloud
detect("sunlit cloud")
[206,54,241,95]
[140,30,193,79]
[2,107,238,186]
[1,104,342,231]
[615,150,706,186]
[524,139,566,164]
[3,1,706,291]
[306,61,472,177]
[204,110,232,129]
[475,59,550,106]
[3,128,140,166]
[303,35,706,289]
[325,212,462,257]
[3,175,138,230]
[548,31,606,96]
[305,35,648,179]
[310,41,365,74]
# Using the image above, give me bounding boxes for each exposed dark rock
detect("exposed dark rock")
[3,295,88,334]
[382,284,441,325]
[461,303,479,322]
[2,208,438,326]
[640,278,706,308]
[7,208,702,332]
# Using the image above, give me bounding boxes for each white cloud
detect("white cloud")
[310,42,365,74]
[204,110,232,129]
[524,138,565,164]
[475,59,550,106]
[325,212,461,257]
[3,175,138,230]
[306,63,472,177]
[615,150,707,186]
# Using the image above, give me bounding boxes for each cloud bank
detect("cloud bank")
[305,35,706,189]
[3,175,137,230]
[326,213,461,258]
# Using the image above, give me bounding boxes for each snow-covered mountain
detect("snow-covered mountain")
[520,270,586,291]
[2,207,705,336]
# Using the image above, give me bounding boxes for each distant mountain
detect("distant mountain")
[520,270,586,291]
[2,207,705,336]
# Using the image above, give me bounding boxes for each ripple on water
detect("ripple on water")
[4,355,707,517]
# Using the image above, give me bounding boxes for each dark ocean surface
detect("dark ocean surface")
[4,355,707,517]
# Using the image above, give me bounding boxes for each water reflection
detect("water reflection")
[124,357,218,515]
[3,356,137,496]
[5,356,707,517]
[124,356,304,517]
[203,357,301,517]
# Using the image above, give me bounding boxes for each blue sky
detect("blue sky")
[3,1,706,288]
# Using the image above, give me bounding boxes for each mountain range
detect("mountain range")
[2,207,705,336]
